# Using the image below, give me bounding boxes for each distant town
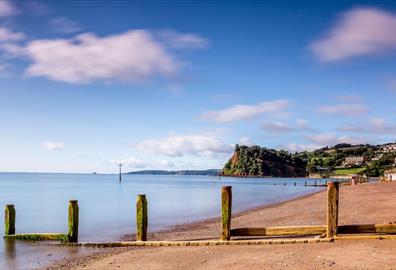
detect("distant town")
[221,142,396,180]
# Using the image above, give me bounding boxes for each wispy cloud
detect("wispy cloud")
[305,132,367,146]
[0,29,207,84]
[111,157,175,169]
[296,118,310,129]
[261,122,295,133]
[261,118,311,134]
[44,141,64,150]
[333,94,361,102]
[280,143,319,152]
[238,137,253,146]
[311,8,396,62]
[158,30,209,49]
[23,30,179,84]
[337,117,396,134]
[23,1,48,16]
[51,17,81,34]
[319,103,367,116]
[136,133,233,157]
[0,27,25,42]
[0,0,18,17]
[201,99,289,123]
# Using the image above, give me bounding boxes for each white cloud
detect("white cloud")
[136,133,233,157]
[311,8,396,61]
[113,157,147,168]
[23,30,181,84]
[0,42,24,56]
[0,27,25,42]
[51,17,81,34]
[111,157,175,169]
[0,29,206,84]
[334,94,361,101]
[158,30,208,49]
[23,1,48,16]
[156,159,175,168]
[44,141,64,150]
[262,122,294,133]
[319,103,367,116]
[281,143,319,152]
[337,117,396,134]
[296,118,309,129]
[238,137,252,146]
[0,0,17,17]
[261,118,310,134]
[305,133,337,145]
[305,132,367,146]
[201,99,289,123]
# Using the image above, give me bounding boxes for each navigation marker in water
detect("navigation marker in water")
[119,163,122,183]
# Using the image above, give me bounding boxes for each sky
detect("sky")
[1,0,396,173]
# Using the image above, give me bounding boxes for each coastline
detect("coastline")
[44,187,326,269]
[121,187,326,242]
[44,181,396,269]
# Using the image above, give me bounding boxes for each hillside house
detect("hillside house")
[382,144,396,153]
[344,156,367,166]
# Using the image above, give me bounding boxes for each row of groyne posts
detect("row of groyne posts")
[4,182,396,246]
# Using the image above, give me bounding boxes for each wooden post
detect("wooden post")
[68,200,79,243]
[221,186,232,240]
[314,180,317,186]
[5,205,15,236]
[326,182,339,238]
[304,181,307,186]
[136,194,148,241]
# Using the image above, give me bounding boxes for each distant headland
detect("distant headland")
[221,142,396,178]
[127,169,221,176]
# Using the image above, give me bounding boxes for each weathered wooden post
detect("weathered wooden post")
[136,194,148,241]
[326,182,339,238]
[5,205,15,236]
[221,186,232,240]
[68,200,79,243]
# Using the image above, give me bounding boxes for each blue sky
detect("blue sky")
[0,0,396,173]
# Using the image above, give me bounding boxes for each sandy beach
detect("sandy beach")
[45,181,396,270]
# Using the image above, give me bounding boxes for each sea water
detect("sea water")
[0,173,326,269]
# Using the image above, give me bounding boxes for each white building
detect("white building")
[382,144,396,153]
[344,156,367,165]
[384,168,396,181]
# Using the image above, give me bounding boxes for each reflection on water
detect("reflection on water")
[0,173,327,269]
[4,239,16,269]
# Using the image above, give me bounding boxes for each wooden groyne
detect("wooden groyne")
[3,180,396,247]
[4,200,79,242]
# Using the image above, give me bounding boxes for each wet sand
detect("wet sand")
[45,181,396,269]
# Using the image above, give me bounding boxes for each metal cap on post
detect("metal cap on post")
[221,186,232,240]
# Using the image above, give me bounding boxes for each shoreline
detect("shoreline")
[121,187,326,241]
[44,187,326,269]
[45,181,396,269]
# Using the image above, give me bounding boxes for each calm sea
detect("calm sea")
[0,173,326,269]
